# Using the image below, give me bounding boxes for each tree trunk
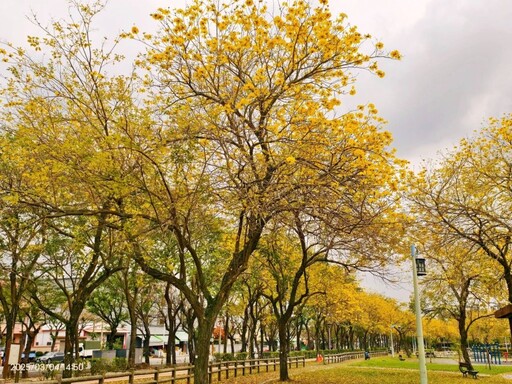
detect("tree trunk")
[143,324,151,364]
[240,308,248,353]
[62,317,80,379]
[248,321,256,359]
[223,316,229,354]
[107,327,118,350]
[1,316,15,379]
[123,300,137,367]
[509,317,512,347]
[296,318,303,351]
[229,335,235,354]
[193,318,215,384]
[21,328,38,379]
[459,316,473,369]
[184,308,196,365]
[260,325,264,356]
[348,326,355,350]
[166,329,176,365]
[278,319,290,381]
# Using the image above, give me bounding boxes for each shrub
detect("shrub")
[89,357,128,374]
[235,352,248,361]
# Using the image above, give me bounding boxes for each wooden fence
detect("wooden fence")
[15,356,306,384]
[323,351,388,364]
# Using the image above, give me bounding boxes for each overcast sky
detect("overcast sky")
[1,0,511,301]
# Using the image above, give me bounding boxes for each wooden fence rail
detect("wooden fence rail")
[15,356,306,384]
[323,351,388,364]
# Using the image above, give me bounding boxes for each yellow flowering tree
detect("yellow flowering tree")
[129,1,405,381]
[0,2,135,377]
[413,233,497,367]
[409,114,512,344]
[0,1,405,382]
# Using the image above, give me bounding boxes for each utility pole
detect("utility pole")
[411,244,428,384]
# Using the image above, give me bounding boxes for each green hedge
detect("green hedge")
[213,352,249,362]
[89,358,129,374]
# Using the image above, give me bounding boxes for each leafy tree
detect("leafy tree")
[86,273,129,350]
[410,114,512,339]
[237,262,268,357]
[258,223,336,379]
[120,263,140,368]
[414,234,497,368]
[29,223,123,377]
[135,274,162,364]
[0,149,44,379]
[18,303,45,378]
[159,282,184,365]
[0,2,138,376]
[130,0,404,381]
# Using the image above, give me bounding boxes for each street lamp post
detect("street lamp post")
[411,244,428,384]
[390,325,395,357]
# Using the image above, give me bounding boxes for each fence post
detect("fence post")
[226,362,229,380]
[187,367,191,384]
[234,361,238,378]
[128,369,134,384]
[171,367,176,384]
[208,363,212,383]
[99,373,105,384]
[154,368,160,384]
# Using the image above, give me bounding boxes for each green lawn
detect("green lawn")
[291,366,512,384]
[220,356,512,383]
[350,356,512,375]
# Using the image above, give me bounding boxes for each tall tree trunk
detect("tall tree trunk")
[21,327,39,379]
[459,314,473,368]
[166,328,176,365]
[260,324,265,356]
[240,308,249,353]
[125,296,138,366]
[223,316,229,354]
[296,318,303,351]
[62,314,81,379]
[278,319,290,381]
[1,316,15,379]
[107,327,118,350]
[143,324,151,364]
[229,335,235,354]
[184,308,196,365]
[193,317,216,384]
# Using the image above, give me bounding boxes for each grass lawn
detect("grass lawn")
[351,356,512,375]
[219,356,512,383]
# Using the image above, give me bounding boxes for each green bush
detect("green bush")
[89,357,128,374]
[89,358,109,375]
[212,353,222,362]
[112,357,129,371]
[222,353,234,361]
[235,352,248,361]
[40,364,59,380]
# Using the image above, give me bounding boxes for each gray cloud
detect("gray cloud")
[342,0,512,165]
